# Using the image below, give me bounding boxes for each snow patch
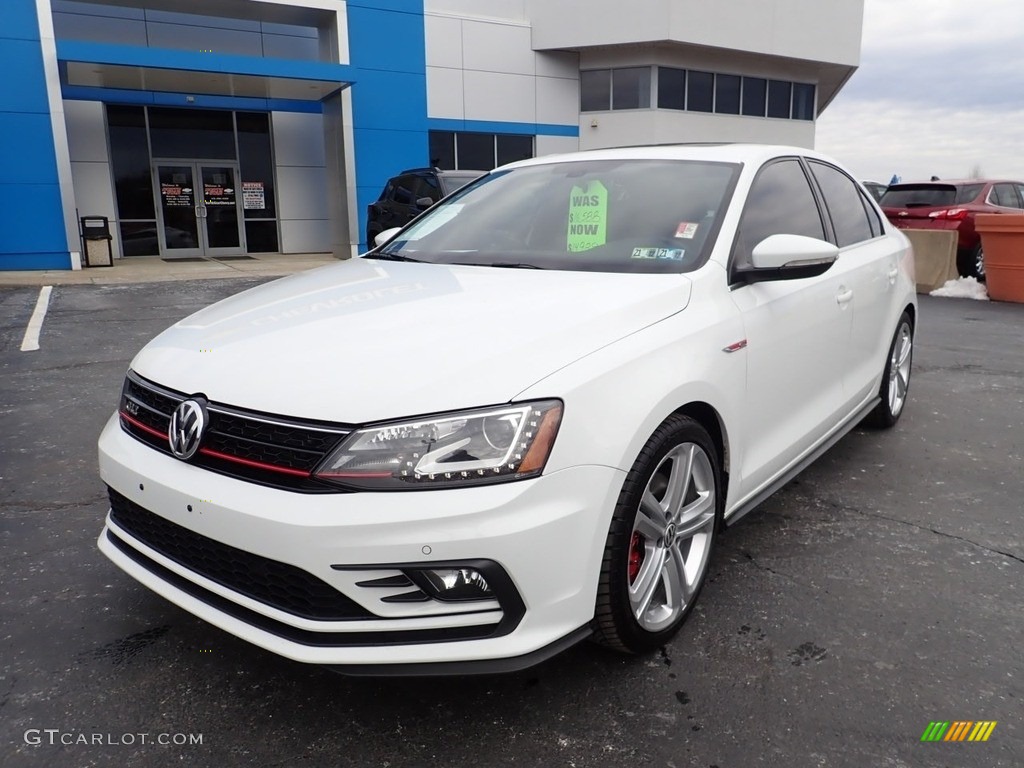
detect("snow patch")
[929,277,989,300]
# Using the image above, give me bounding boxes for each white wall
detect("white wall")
[64,100,121,257]
[423,11,579,127]
[580,111,815,151]
[528,0,863,66]
[272,111,331,253]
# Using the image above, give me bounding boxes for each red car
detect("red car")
[880,179,1024,279]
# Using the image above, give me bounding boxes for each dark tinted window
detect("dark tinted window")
[879,185,958,207]
[581,69,611,111]
[809,161,875,247]
[244,220,279,252]
[107,105,155,221]
[658,67,686,110]
[237,112,276,219]
[767,80,792,118]
[149,107,235,159]
[612,67,651,109]
[687,71,714,113]
[457,132,495,170]
[392,175,419,205]
[429,131,456,169]
[792,83,815,120]
[715,74,740,114]
[734,159,825,269]
[496,134,533,167]
[741,77,766,117]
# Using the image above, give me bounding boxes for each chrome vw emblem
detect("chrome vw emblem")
[169,399,207,460]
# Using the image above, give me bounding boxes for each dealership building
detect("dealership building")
[2,0,863,271]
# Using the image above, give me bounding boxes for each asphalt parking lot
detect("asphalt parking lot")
[1,278,1021,768]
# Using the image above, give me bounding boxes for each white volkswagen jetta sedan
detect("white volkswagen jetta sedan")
[98,145,916,674]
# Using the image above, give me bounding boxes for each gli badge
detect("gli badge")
[169,398,208,460]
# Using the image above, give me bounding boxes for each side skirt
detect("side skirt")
[723,396,880,528]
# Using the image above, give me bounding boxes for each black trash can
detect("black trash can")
[81,216,114,268]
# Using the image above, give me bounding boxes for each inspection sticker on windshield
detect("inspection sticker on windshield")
[675,222,699,239]
[631,247,684,261]
[567,181,608,252]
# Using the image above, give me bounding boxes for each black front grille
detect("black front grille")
[108,488,374,621]
[119,371,349,492]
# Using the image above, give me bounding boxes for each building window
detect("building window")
[793,82,816,120]
[715,74,741,115]
[581,70,611,111]
[581,67,652,111]
[429,131,535,171]
[652,66,816,122]
[741,77,767,117]
[687,71,714,113]
[657,67,686,110]
[767,80,792,119]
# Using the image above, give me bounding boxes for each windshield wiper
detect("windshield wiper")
[367,252,425,262]
[459,261,546,269]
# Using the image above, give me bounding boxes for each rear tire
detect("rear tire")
[972,243,986,282]
[865,311,914,429]
[592,415,721,654]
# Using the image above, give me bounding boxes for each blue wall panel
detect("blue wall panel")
[0,0,70,270]
[347,1,427,246]
[0,114,59,183]
[0,39,51,115]
[3,0,43,41]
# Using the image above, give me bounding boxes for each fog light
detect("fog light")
[419,568,492,601]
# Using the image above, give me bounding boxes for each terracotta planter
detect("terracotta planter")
[975,213,1024,302]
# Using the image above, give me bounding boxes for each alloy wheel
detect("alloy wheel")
[627,442,716,632]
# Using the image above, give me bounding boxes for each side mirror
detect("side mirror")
[374,227,402,248]
[415,196,435,210]
[738,234,839,283]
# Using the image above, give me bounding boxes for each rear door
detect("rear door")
[808,160,902,407]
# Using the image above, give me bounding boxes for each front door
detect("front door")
[156,162,245,257]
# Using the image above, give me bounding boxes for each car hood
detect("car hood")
[131,259,692,423]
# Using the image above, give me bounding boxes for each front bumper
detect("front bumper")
[97,414,624,669]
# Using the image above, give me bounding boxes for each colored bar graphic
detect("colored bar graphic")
[921,721,996,742]
[921,721,949,742]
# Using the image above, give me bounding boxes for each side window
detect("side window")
[378,180,394,202]
[392,175,418,205]
[991,183,1020,208]
[733,159,825,269]
[1017,184,1024,208]
[416,175,443,202]
[809,161,875,247]
[860,189,884,237]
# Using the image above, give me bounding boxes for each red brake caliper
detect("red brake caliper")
[628,531,645,584]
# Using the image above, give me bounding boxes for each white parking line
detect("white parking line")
[20,286,53,352]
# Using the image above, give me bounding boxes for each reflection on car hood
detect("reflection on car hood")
[131,258,692,423]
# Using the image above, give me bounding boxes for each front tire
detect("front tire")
[592,415,721,654]
[865,311,913,429]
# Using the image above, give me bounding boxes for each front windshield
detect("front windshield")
[371,159,740,273]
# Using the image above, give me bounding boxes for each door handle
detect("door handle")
[195,205,202,219]
[836,287,853,305]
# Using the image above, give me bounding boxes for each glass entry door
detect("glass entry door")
[156,162,245,257]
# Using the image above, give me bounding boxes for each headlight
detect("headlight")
[313,400,562,490]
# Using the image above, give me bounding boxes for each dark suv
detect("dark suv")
[880,179,1024,279]
[366,167,484,246]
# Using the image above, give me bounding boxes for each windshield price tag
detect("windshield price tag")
[567,181,608,252]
